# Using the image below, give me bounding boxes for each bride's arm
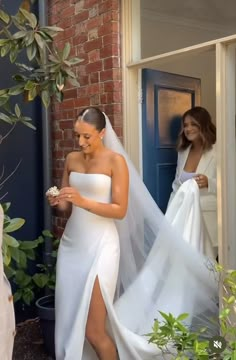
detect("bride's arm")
[47,155,72,213]
[58,154,129,219]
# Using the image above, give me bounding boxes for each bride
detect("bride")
[47,107,218,360]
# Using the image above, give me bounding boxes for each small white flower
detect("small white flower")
[46,186,60,197]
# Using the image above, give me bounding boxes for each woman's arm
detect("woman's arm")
[47,155,72,213]
[58,154,129,219]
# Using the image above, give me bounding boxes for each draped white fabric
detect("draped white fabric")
[0,204,15,360]
[104,115,219,333]
[166,179,215,258]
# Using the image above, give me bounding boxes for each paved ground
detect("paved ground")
[13,318,54,360]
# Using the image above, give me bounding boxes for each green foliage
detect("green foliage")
[147,264,236,359]
[0,5,82,127]
[2,203,59,305]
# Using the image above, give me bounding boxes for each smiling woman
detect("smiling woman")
[167,106,217,257]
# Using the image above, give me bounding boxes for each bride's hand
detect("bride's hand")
[58,187,83,206]
[47,194,60,207]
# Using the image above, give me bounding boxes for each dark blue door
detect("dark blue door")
[142,69,200,212]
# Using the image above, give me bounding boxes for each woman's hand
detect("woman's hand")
[58,187,83,207]
[194,174,208,189]
[47,194,60,207]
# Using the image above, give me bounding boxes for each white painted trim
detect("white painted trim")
[127,33,236,69]
[216,43,236,269]
[121,0,141,171]
[141,9,236,34]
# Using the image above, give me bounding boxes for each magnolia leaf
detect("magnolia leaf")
[41,90,50,108]
[0,96,10,106]
[15,103,21,118]
[41,25,63,32]
[10,247,20,263]
[10,47,19,63]
[1,43,11,57]
[3,233,19,248]
[67,57,84,65]
[28,86,37,101]
[26,43,37,61]
[68,77,80,87]
[19,8,37,28]
[24,31,35,46]
[8,86,24,96]
[34,32,45,49]
[12,30,27,39]
[62,42,71,60]
[0,112,12,123]
[0,9,10,24]
[21,120,36,130]
[64,68,77,78]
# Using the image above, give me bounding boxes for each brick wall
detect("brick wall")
[48,0,122,235]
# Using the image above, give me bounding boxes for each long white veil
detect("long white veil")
[103,114,219,335]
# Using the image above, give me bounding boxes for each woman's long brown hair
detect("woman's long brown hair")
[177,106,216,151]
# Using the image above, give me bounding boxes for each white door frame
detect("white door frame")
[121,0,236,269]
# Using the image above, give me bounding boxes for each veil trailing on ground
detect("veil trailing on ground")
[103,113,219,335]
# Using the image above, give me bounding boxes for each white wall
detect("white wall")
[141,16,221,121]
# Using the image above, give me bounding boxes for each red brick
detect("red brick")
[103,33,119,46]
[59,120,74,129]
[74,97,90,107]
[64,89,77,100]
[98,22,119,37]
[84,0,99,8]
[58,17,72,29]
[99,0,119,15]
[90,72,99,83]
[100,69,113,82]
[87,17,102,31]
[74,10,89,23]
[53,131,63,140]
[73,34,88,46]
[102,10,119,23]
[104,57,120,69]
[61,6,75,18]
[100,44,119,58]
[104,80,121,92]
[88,49,100,63]
[84,38,103,52]
[86,60,103,73]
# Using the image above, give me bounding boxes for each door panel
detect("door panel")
[142,69,200,212]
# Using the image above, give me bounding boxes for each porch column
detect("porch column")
[216,42,236,269]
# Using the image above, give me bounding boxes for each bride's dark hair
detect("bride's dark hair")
[77,107,106,131]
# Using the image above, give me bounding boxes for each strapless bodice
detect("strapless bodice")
[69,172,112,203]
[62,172,116,250]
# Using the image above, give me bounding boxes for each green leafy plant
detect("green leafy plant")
[0,5,82,127]
[2,202,59,305]
[147,265,236,359]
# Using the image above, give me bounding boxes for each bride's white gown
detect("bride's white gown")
[55,172,218,359]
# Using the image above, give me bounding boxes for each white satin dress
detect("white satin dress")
[55,172,217,360]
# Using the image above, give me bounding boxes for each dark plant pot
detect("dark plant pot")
[36,294,55,359]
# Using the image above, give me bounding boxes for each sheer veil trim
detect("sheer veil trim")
[103,113,218,334]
